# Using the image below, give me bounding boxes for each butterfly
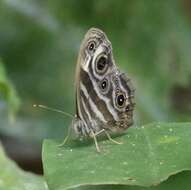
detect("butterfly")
[35,28,135,152]
[69,28,135,151]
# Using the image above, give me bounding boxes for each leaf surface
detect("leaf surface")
[43,122,191,190]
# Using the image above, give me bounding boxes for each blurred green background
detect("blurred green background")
[0,0,190,174]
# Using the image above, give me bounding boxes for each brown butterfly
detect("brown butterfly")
[70,28,135,151]
[35,28,135,152]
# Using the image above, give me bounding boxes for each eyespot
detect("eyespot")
[99,78,109,93]
[101,79,107,90]
[95,55,108,74]
[88,41,96,51]
[116,93,126,108]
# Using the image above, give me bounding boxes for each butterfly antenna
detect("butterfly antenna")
[33,104,74,118]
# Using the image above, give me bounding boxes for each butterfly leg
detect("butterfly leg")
[94,129,105,136]
[58,135,69,147]
[95,129,123,145]
[58,119,74,147]
[104,130,123,145]
[90,130,101,153]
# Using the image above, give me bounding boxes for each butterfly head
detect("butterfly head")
[75,28,135,135]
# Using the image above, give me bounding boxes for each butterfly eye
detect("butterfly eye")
[95,55,108,74]
[88,41,96,51]
[116,93,126,108]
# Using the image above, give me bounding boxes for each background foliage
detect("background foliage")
[0,0,190,177]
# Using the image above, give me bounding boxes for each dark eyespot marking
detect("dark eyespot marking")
[97,57,106,70]
[116,93,126,108]
[101,80,107,90]
[95,55,108,74]
[99,78,109,93]
[88,41,96,52]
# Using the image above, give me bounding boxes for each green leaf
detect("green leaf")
[0,143,48,190]
[0,60,20,118]
[43,122,191,190]
[73,171,191,190]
